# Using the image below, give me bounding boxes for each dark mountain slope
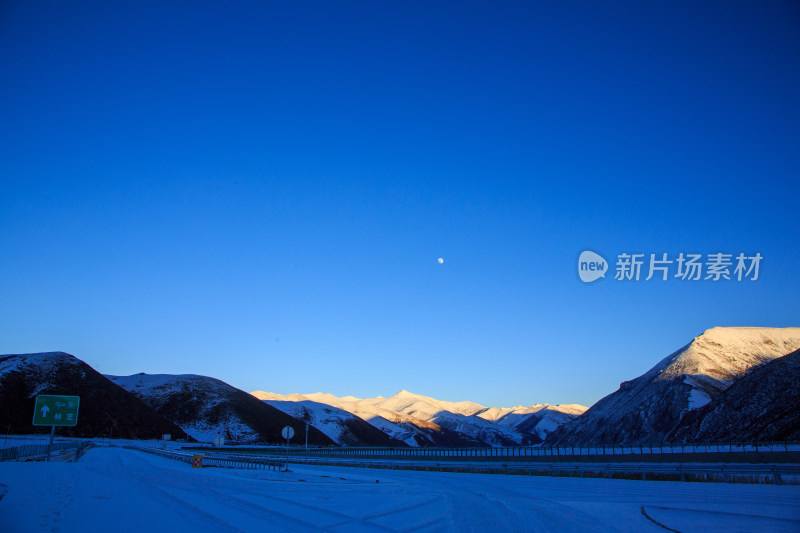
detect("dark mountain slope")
[108,373,335,445]
[546,327,800,446]
[668,349,800,442]
[0,352,189,440]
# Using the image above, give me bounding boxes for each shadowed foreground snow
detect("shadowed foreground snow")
[1,447,799,532]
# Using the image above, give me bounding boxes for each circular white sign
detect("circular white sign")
[281,426,295,440]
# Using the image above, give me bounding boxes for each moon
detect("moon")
[437,257,444,264]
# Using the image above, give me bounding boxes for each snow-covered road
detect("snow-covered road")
[1,447,798,532]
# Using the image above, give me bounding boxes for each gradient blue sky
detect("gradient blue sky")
[1,1,799,408]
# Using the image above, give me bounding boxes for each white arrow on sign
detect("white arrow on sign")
[41,405,49,418]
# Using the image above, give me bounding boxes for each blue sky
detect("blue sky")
[1,1,799,408]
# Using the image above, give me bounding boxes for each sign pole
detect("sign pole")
[281,426,294,472]
[46,425,55,462]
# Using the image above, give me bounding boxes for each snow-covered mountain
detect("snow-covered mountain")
[303,392,484,447]
[254,390,587,447]
[252,392,404,446]
[479,404,588,440]
[257,391,485,447]
[359,390,587,445]
[108,373,333,446]
[9,326,796,448]
[668,348,800,442]
[546,327,800,446]
[0,352,189,440]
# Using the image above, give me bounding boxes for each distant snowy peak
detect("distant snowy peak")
[253,391,435,446]
[254,392,402,447]
[477,403,587,424]
[386,389,485,412]
[251,391,308,402]
[361,390,487,420]
[252,391,362,405]
[549,404,588,415]
[389,389,421,399]
[252,390,586,447]
[281,392,361,404]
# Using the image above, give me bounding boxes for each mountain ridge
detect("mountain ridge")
[107,373,334,445]
[254,389,587,447]
[667,348,800,442]
[4,326,798,447]
[0,352,191,440]
[545,326,800,446]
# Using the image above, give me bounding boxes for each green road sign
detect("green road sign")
[32,395,80,426]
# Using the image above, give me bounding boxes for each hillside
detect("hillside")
[546,327,800,446]
[108,373,333,445]
[0,352,189,440]
[668,348,800,442]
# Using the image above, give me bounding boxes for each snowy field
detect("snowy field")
[1,447,799,533]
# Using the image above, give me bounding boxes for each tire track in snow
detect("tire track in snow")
[640,507,682,533]
[210,483,446,532]
[209,489,385,532]
[139,482,250,533]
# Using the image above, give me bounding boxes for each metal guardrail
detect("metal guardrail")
[216,440,800,460]
[125,446,285,471]
[244,442,800,458]
[74,443,94,462]
[283,456,800,485]
[106,445,800,485]
[0,441,93,462]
